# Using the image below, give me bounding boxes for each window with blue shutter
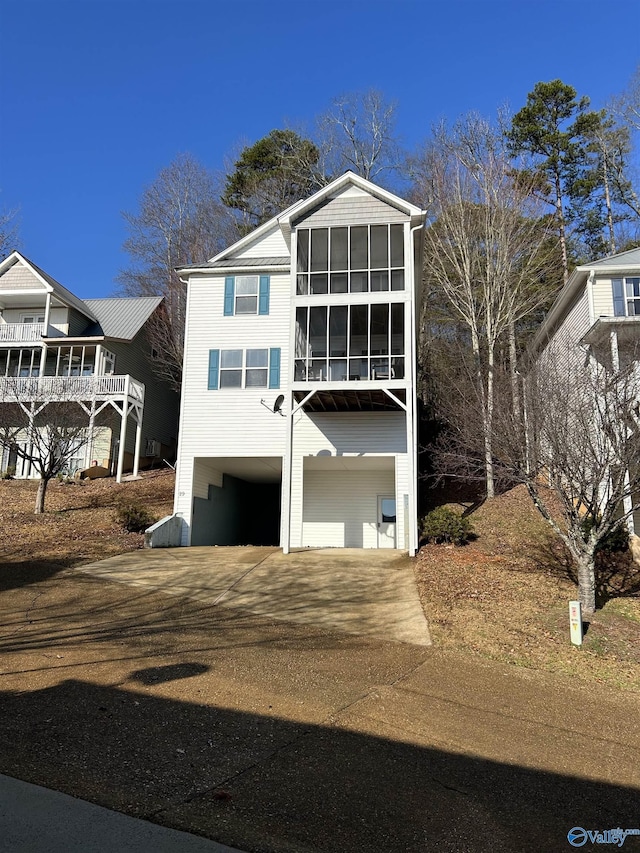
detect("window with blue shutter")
[223,275,270,315]
[269,348,281,389]
[207,349,220,389]
[259,275,270,315]
[612,278,625,317]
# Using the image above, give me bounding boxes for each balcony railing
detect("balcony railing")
[0,374,144,403]
[0,323,46,342]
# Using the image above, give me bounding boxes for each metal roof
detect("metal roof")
[181,256,290,270]
[581,247,640,269]
[82,296,163,340]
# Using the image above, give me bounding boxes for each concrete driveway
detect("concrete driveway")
[79,547,431,646]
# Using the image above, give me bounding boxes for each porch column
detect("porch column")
[38,292,52,375]
[116,375,131,483]
[87,400,96,469]
[281,391,294,554]
[132,413,142,477]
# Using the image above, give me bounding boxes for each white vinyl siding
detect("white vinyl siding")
[289,411,408,549]
[235,225,289,258]
[302,469,395,548]
[174,269,290,537]
[592,277,615,319]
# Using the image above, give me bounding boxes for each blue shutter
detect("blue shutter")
[269,348,281,389]
[224,277,235,316]
[259,275,270,315]
[208,349,220,390]
[612,278,625,317]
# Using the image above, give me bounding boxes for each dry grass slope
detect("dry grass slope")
[414,485,640,692]
[0,469,175,588]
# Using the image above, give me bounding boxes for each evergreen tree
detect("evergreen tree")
[222,130,322,232]
[507,80,601,279]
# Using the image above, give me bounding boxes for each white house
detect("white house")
[0,252,179,479]
[530,246,640,534]
[173,172,426,554]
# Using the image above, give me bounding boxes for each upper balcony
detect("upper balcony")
[0,374,145,404]
[0,323,47,343]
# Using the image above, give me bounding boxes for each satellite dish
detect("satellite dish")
[273,394,285,413]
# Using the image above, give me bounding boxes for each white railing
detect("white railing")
[0,323,46,342]
[0,374,144,403]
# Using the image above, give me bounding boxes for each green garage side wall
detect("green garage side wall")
[192,474,281,546]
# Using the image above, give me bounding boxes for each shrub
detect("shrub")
[580,517,630,553]
[115,500,156,533]
[420,506,473,546]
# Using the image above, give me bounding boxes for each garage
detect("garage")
[191,457,282,546]
[301,456,396,548]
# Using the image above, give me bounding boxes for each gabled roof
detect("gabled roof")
[181,172,426,273]
[530,245,640,355]
[578,246,640,270]
[0,251,98,322]
[82,296,163,340]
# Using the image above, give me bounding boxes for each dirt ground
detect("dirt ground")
[1,470,639,692]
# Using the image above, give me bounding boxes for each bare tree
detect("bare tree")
[613,64,640,134]
[317,89,402,182]
[490,342,640,614]
[0,379,94,513]
[416,115,556,497]
[119,153,239,391]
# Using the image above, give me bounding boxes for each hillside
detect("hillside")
[414,485,640,691]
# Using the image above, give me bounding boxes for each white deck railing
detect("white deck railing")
[0,374,144,403]
[0,323,46,342]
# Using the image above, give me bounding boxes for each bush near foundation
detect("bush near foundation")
[115,500,156,533]
[420,506,474,546]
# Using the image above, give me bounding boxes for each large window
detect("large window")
[294,303,404,381]
[613,277,640,317]
[208,348,280,390]
[296,225,405,295]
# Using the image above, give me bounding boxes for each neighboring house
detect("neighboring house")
[530,246,640,534]
[0,251,179,480]
[173,172,426,553]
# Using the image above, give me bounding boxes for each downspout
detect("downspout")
[586,270,595,326]
[408,220,425,555]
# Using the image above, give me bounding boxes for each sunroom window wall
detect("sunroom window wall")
[295,303,404,382]
[296,224,405,295]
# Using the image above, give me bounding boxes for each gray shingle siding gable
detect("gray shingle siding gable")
[296,195,408,227]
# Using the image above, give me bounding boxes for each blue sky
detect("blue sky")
[1,0,638,299]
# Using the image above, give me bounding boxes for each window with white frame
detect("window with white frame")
[612,277,640,317]
[223,275,270,316]
[208,347,280,390]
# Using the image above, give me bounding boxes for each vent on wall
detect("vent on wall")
[145,439,161,457]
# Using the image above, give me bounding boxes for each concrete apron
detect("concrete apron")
[79,547,431,646]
